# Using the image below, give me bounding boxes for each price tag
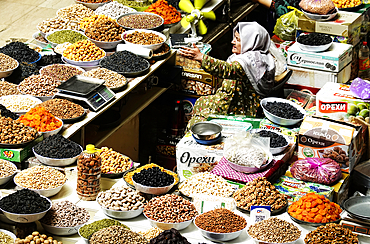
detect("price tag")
[250,206,271,223]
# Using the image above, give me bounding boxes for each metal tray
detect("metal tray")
[343,196,370,220]
[58,76,105,96]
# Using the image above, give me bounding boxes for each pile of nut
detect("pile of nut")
[96,147,132,174]
[0,231,14,244]
[82,67,127,89]
[233,177,287,211]
[0,95,41,113]
[0,116,38,144]
[138,227,163,240]
[0,53,18,71]
[124,31,163,45]
[0,159,17,178]
[304,223,359,243]
[248,217,301,243]
[40,64,83,81]
[37,17,80,34]
[14,165,66,190]
[90,226,148,244]
[36,99,85,120]
[95,1,136,19]
[18,74,61,97]
[40,200,90,227]
[178,172,235,198]
[97,185,146,211]
[144,194,198,223]
[56,4,94,22]
[63,40,105,62]
[0,81,20,97]
[84,15,125,42]
[15,232,62,244]
[319,146,350,167]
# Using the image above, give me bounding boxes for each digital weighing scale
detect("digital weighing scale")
[54,75,116,111]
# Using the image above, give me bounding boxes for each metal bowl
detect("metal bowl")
[301,8,338,21]
[288,212,340,227]
[248,129,290,155]
[42,117,63,138]
[0,160,17,186]
[39,64,85,82]
[14,179,66,198]
[122,29,167,51]
[260,97,306,126]
[143,212,193,230]
[32,145,82,167]
[100,206,143,219]
[190,121,222,140]
[0,59,19,78]
[62,50,106,67]
[194,216,246,242]
[0,229,17,242]
[132,178,175,195]
[0,195,52,223]
[40,222,87,236]
[117,12,164,31]
[0,95,42,115]
[74,0,112,10]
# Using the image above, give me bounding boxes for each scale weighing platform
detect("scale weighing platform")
[54,75,116,111]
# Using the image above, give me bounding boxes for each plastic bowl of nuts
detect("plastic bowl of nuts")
[74,0,112,10]
[0,160,18,186]
[122,29,167,51]
[32,145,83,167]
[143,212,194,230]
[0,195,52,223]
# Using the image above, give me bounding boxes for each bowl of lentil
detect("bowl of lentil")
[122,29,166,51]
[194,208,247,242]
[0,95,43,115]
[0,229,16,243]
[0,159,17,186]
[45,30,87,48]
[75,0,112,10]
[117,12,164,31]
[13,165,67,197]
[0,53,19,78]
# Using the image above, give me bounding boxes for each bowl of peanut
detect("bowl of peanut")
[122,29,166,51]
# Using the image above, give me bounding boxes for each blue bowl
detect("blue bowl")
[192,134,222,145]
[28,53,42,64]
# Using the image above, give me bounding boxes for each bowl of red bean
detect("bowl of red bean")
[117,12,164,31]
[122,29,166,51]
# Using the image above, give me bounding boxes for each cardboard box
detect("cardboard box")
[172,68,218,97]
[0,136,43,162]
[298,11,363,37]
[287,42,353,72]
[298,116,367,172]
[287,63,352,88]
[316,83,370,121]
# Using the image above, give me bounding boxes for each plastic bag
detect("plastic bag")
[273,7,303,41]
[269,40,287,76]
[223,131,271,168]
[350,77,370,100]
[299,0,336,15]
[290,158,342,185]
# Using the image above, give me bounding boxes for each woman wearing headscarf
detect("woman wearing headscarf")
[179,22,275,128]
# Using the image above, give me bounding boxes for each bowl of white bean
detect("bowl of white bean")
[0,95,43,115]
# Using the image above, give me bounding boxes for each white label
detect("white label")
[200,201,226,213]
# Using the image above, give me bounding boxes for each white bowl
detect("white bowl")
[0,195,52,223]
[40,222,87,236]
[100,206,143,219]
[46,30,87,48]
[122,29,166,51]
[86,35,123,50]
[0,59,19,78]
[132,178,175,195]
[32,145,82,167]
[63,51,106,67]
[41,117,63,138]
[0,95,43,115]
[74,0,112,10]
[0,229,17,242]
[39,64,85,82]
[194,217,246,242]
[143,212,193,230]
[296,34,333,52]
[248,129,290,155]
[302,8,338,21]
[0,160,17,186]
[260,97,306,126]
[33,32,49,48]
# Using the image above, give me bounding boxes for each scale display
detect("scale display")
[55,76,116,111]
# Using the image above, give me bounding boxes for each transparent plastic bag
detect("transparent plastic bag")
[290,158,342,185]
[269,40,287,76]
[273,7,303,41]
[299,0,336,15]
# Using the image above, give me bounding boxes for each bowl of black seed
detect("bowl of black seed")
[261,98,306,126]
[32,134,83,167]
[0,189,52,223]
[249,129,290,155]
[132,167,176,195]
[296,33,333,52]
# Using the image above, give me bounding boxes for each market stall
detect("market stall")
[1,0,370,243]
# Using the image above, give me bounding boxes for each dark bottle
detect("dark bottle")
[169,100,185,138]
